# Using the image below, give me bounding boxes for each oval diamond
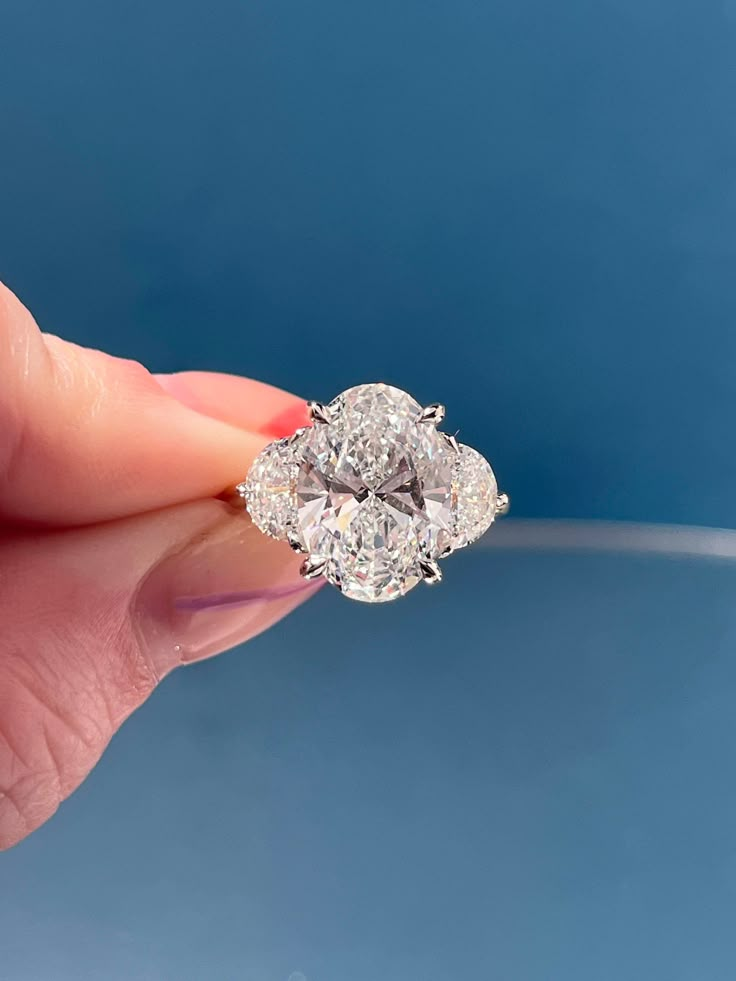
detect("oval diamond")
[294,384,456,602]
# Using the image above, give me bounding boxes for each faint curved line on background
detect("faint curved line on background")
[179,521,736,613]
[482,519,736,562]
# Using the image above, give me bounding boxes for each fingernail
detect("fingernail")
[154,372,310,439]
[262,402,311,438]
[133,508,319,677]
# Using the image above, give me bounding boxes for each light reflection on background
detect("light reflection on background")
[487,520,736,562]
[4,528,736,981]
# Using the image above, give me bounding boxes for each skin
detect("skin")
[0,281,317,850]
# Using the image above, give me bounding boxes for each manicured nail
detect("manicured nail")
[133,507,319,677]
[262,402,311,438]
[154,372,309,439]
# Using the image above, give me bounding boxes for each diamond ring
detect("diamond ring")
[238,383,508,603]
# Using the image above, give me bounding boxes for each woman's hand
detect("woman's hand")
[0,281,316,850]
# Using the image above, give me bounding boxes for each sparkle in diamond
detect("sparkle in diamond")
[452,444,497,548]
[294,384,455,602]
[245,440,296,539]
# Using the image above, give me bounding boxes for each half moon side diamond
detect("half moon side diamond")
[452,444,498,549]
[244,439,297,540]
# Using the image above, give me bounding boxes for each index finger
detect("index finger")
[0,283,307,527]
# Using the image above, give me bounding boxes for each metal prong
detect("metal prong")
[442,433,460,453]
[287,530,307,554]
[300,556,327,580]
[420,558,443,584]
[286,426,307,446]
[418,403,446,425]
[439,542,455,559]
[307,401,332,425]
[220,480,249,508]
[495,492,510,516]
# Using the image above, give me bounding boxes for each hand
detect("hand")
[0,282,317,850]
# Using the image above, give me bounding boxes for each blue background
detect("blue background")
[2,0,736,526]
[2,1,736,979]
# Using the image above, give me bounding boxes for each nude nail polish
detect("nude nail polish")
[133,507,318,678]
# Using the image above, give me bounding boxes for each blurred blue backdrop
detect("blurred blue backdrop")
[2,1,736,980]
[2,0,736,526]
[5,551,736,981]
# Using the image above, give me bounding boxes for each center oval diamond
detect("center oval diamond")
[294,384,456,602]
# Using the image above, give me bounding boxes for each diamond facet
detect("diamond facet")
[452,444,498,548]
[294,383,456,602]
[240,382,507,604]
[244,440,297,540]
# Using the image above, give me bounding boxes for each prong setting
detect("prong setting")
[495,492,510,516]
[307,401,332,425]
[286,427,308,446]
[287,530,307,553]
[418,403,446,425]
[442,432,460,453]
[420,558,443,584]
[300,556,327,580]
